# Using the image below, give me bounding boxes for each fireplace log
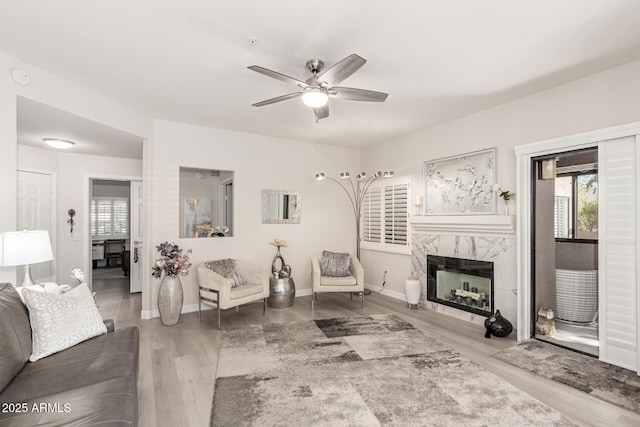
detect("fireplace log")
[454,289,485,301]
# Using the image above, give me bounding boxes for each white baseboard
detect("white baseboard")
[296,288,312,297]
[141,290,314,319]
[364,283,407,302]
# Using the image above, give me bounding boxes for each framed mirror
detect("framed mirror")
[179,167,234,238]
[262,190,301,224]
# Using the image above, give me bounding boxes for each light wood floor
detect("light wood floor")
[93,278,640,427]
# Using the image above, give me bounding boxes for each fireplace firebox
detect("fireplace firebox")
[427,255,494,317]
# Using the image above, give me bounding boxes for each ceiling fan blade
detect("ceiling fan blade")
[317,54,366,86]
[313,104,330,120]
[251,92,302,107]
[330,87,388,102]
[247,66,309,88]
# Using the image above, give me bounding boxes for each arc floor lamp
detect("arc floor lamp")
[315,170,394,260]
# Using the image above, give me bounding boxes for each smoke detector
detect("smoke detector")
[10,69,31,86]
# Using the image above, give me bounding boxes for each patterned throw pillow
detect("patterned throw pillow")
[320,251,352,277]
[205,258,246,288]
[22,283,107,362]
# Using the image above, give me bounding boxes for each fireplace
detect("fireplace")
[427,255,494,317]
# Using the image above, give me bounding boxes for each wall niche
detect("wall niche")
[179,167,234,238]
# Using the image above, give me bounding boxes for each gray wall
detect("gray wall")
[534,171,556,314]
[556,241,598,270]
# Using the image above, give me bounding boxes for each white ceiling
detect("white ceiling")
[5,0,640,154]
[17,97,143,159]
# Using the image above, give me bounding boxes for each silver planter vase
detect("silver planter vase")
[158,275,183,326]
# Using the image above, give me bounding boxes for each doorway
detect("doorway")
[532,148,599,356]
[90,178,142,294]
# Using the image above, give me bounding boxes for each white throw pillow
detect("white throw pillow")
[15,284,46,304]
[16,283,73,304]
[22,283,107,362]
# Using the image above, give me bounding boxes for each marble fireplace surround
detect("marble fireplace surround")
[410,215,518,328]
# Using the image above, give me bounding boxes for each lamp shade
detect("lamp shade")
[302,88,328,108]
[0,230,54,267]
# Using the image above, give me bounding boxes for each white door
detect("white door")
[130,181,143,293]
[599,136,638,372]
[17,170,54,283]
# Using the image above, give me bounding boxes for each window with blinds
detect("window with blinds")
[91,197,129,238]
[384,184,408,245]
[554,196,569,238]
[361,176,410,253]
[362,186,381,243]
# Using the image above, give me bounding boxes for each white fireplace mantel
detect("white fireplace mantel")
[410,215,516,237]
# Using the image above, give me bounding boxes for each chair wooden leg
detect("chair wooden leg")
[263,298,266,315]
[311,292,316,310]
[350,292,353,300]
[218,304,221,329]
[198,294,201,321]
[361,292,364,308]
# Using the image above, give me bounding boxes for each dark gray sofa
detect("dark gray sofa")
[0,283,139,426]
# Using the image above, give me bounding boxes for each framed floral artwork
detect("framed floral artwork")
[423,148,496,214]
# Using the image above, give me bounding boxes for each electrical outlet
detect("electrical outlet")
[384,267,389,274]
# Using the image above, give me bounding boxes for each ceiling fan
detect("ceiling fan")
[248,53,388,120]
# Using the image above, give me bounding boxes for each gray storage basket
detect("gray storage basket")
[555,269,598,324]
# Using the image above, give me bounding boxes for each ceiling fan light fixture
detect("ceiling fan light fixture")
[340,172,350,179]
[43,138,75,150]
[315,172,326,181]
[302,88,328,108]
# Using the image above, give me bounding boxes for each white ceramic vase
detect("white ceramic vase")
[404,278,420,309]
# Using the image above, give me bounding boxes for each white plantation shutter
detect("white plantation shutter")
[91,197,129,238]
[113,200,128,235]
[361,176,410,253]
[96,200,112,236]
[362,186,381,243]
[600,136,637,371]
[384,184,408,244]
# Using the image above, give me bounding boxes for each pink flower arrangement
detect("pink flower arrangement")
[152,242,192,278]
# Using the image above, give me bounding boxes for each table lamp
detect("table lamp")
[0,229,54,287]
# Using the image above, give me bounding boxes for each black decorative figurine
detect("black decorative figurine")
[484,310,513,338]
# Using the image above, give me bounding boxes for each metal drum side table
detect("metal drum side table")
[268,276,295,308]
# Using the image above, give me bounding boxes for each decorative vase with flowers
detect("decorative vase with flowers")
[70,268,86,287]
[268,239,295,308]
[493,184,514,215]
[152,241,192,326]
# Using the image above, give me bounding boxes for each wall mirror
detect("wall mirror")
[261,190,301,224]
[179,167,234,238]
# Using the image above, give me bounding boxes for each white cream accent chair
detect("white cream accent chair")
[197,260,269,328]
[311,255,365,309]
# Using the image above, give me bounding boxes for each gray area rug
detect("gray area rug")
[211,315,575,426]
[494,339,640,415]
